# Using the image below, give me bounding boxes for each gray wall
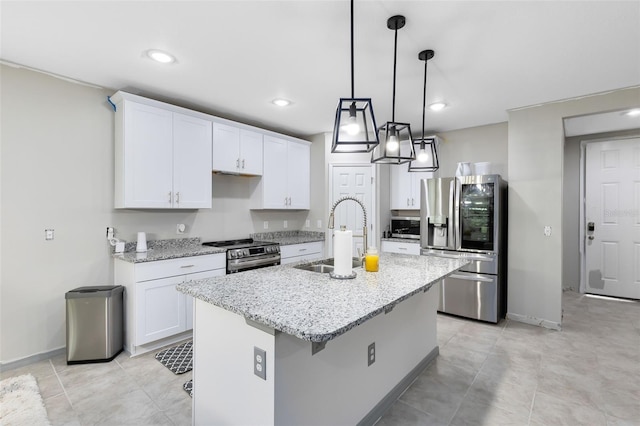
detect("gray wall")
[507,86,640,329]
[436,122,509,180]
[0,64,325,363]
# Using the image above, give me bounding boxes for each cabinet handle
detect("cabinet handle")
[284,197,288,206]
[180,264,195,268]
[299,248,307,252]
[176,192,180,204]
[411,198,415,206]
[242,159,245,169]
[399,247,407,250]
[168,191,172,204]
[236,158,240,168]
[288,197,292,206]
[407,198,410,206]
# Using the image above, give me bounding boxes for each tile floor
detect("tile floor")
[2,290,639,425]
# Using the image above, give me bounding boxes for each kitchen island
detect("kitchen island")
[177,253,468,425]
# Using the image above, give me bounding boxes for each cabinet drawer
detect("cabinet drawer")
[135,254,226,282]
[381,241,421,256]
[280,242,323,260]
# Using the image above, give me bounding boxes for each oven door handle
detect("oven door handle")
[228,255,281,270]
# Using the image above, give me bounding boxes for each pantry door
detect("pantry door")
[329,164,375,258]
[584,138,640,299]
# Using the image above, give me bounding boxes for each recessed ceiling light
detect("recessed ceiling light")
[428,102,447,112]
[272,98,291,107]
[623,108,640,117]
[146,49,176,64]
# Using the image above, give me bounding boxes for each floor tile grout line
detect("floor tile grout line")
[48,357,76,412]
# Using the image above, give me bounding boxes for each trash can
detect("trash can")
[65,285,124,364]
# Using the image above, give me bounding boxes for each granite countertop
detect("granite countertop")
[381,237,420,243]
[251,230,325,246]
[177,253,468,343]
[112,238,225,263]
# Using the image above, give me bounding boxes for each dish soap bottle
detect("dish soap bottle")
[365,247,379,272]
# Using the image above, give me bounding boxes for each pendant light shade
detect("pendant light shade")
[371,15,415,165]
[409,49,440,172]
[331,0,379,153]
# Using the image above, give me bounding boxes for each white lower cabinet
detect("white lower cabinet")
[280,241,324,265]
[115,253,225,355]
[380,240,421,256]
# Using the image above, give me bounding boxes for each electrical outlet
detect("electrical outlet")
[45,229,54,240]
[106,227,114,240]
[284,220,288,228]
[264,221,269,230]
[305,219,310,228]
[254,347,266,380]
[317,220,322,229]
[544,226,552,237]
[176,224,186,234]
[368,342,375,366]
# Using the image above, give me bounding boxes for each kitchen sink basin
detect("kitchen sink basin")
[293,258,362,273]
[294,264,335,273]
[322,258,363,268]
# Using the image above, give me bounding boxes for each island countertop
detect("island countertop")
[177,253,468,343]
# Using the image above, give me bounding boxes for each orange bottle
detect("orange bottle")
[365,247,379,272]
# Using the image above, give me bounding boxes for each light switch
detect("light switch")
[544,226,552,237]
[45,229,54,240]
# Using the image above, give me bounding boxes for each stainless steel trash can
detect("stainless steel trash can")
[65,285,124,364]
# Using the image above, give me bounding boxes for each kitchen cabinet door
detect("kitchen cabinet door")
[261,136,289,208]
[287,140,310,209]
[136,276,186,345]
[390,165,413,209]
[212,123,263,175]
[239,129,263,175]
[120,102,174,208]
[253,136,310,209]
[212,122,241,174]
[390,166,432,210]
[173,112,213,208]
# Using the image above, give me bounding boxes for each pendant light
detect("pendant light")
[331,0,379,153]
[409,49,440,172]
[371,15,415,165]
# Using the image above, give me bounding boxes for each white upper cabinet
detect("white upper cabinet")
[390,166,433,210]
[112,92,212,209]
[212,122,263,175]
[252,136,310,209]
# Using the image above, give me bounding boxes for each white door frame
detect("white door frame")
[327,163,377,257]
[579,136,637,293]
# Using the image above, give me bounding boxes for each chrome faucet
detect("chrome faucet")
[328,196,368,260]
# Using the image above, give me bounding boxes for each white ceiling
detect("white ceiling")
[1,1,639,138]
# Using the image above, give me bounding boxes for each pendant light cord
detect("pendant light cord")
[350,0,355,99]
[421,57,427,141]
[391,26,398,122]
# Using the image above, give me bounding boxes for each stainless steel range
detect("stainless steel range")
[202,239,280,274]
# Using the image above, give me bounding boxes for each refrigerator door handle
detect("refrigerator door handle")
[448,179,456,249]
[449,273,495,283]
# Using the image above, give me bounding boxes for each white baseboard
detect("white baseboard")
[0,347,66,373]
[506,312,562,331]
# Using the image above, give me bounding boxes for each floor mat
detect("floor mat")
[155,341,192,375]
[183,379,193,398]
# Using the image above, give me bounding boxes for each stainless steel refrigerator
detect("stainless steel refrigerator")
[420,175,507,323]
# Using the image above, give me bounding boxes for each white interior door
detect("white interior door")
[329,165,374,257]
[584,137,640,299]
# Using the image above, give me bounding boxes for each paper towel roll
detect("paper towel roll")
[333,229,353,276]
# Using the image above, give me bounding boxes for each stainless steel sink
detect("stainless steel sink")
[294,264,335,273]
[322,258,363,268]
[293,258,362,273]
